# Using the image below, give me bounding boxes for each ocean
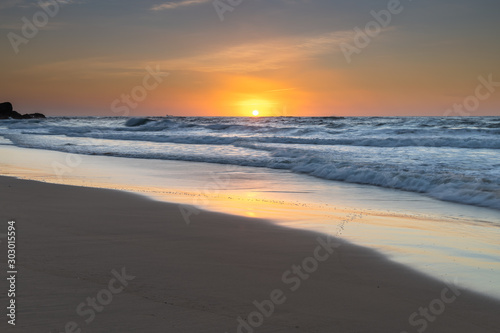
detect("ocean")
[1,116,499,210]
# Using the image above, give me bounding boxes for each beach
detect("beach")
[1,175,500,333]
[2,0,500,330]
[1,142,500,300]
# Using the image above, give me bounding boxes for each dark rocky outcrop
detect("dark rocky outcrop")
[0,102,46,119]
[0,102,13,114]
[21,112,46,119]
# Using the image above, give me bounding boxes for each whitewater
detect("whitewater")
[1,116,499,210]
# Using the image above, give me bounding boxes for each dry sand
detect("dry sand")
[0,176,499,333]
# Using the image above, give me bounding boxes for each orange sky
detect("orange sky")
[1,0,499,116]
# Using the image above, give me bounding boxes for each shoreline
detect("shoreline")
[1,145,500,300]
[1,175,500,332]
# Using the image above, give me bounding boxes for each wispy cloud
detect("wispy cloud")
[39,0,80,8]
[151,0,211,11]
[0,0,82,30]
[14,30,353,81]
[160,30,354,73]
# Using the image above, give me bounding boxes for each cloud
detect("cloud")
[0,0,79,31]
[151,0,211,11]
[159,30,354,73]
[12,30,353,82]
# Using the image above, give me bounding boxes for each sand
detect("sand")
[0,175,499,333]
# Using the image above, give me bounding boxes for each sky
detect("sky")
[0,0,499,117]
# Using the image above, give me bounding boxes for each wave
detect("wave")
[289,158,500,210]
[1,116,499,211]
[48,132,500,149]
[3,131,499,211]
[2,116,500,149]
[125,117,154,127]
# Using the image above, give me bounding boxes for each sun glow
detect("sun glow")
[236,99,275,117]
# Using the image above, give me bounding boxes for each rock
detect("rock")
[0,102,13,113]
[0,107,19,119]
[10,111,23,119]
[22,113,46,119]
[0,102,14,119]
[0,102,46,119]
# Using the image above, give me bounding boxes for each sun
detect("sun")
[252,110,259,116]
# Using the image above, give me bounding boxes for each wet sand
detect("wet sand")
[0,176,499,332]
